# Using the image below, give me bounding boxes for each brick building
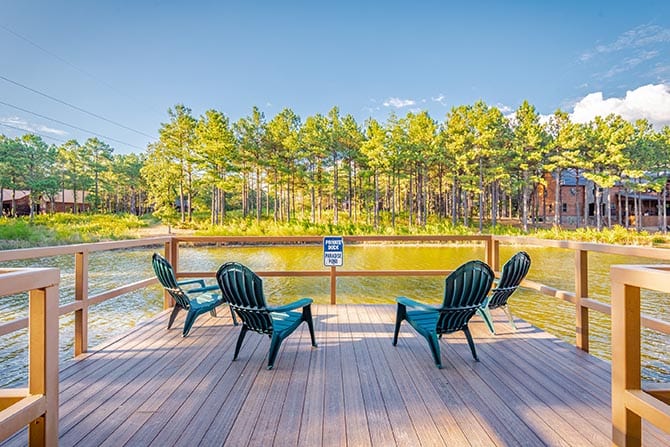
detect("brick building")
[537,170,670,228]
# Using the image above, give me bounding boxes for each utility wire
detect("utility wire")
[0,122,67,144]
[0,100,144,150]
[0,74,155,139]
[0,23,164,116]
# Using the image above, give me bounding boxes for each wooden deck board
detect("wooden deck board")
[2,304,669,447]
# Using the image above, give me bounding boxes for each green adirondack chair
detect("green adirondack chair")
[392,260,494,369]
[476,251,531,334]
[152,253,237,337]
[215,261,317,370]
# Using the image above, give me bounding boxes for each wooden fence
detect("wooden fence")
[0,234,669,445]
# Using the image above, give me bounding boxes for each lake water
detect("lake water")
[1,243,668,387]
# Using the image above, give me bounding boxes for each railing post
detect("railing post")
[611,280,642,446]
[28,282,59,445]
[575,249,589,352]
[330,266,337,305]
[488,237,500,272]
[163,239,177,310]
[74,251,88,356]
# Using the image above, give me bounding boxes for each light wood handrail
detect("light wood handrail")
[0,268,59,446]
[611,265,670,446]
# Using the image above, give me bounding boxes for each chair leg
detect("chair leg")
[463,326,479,361]
[502,305,517,330]
[209,307,217,317]
[233,325,249,361]
[167,305,182,330]
[477,307,496,335]
[426,333,442,369]
[229,306,238,326]
[392,304,406,346]
[303,305,317,347]
[182,311,199,337]
[267,333,284,370]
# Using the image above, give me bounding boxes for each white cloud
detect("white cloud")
[599,49,659,79]
[0,116,68,136]
[383,97,416,108]
[495,103,513,114]
[431,94,448,106]
[581,24,670,61]
[570,83,670,128]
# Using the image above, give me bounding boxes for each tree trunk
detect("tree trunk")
[478,159,484,233]
[451,176,458,226]
[255,168,262,223]
[521,171,529,232]
[373,170,379,229]
[332,154,339,225]
[574,170,581,228]
[606,187,612,228]
[491,180,498,228]
[595,186,602,230]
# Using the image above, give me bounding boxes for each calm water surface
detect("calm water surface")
[1,243,668,386]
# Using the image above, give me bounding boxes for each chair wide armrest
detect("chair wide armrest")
[183,284,218,294]
[268,298,313,312]
[177,278,207,289]
[396,296,437,311]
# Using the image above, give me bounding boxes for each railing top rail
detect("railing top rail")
[0,236,172,262]
[173,235,491,244]
[494,236,670,260]
[0,268,59,296]
[611,265,670,293]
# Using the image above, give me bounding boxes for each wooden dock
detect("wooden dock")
[3,305,668,446]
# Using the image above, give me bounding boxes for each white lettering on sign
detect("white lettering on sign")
[323,236,344,266]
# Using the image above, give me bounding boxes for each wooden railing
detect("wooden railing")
[494,236,670,352]
[0,237,171,356]
[0,268,59,446]
[169,235,495,305]
[1,234,669,357]
[611,265,670,446]
[1,234,669,444]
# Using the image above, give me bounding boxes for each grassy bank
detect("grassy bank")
[0,214,156,249]
[1,213,669,249]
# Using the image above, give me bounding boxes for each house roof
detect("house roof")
[44,190,87,203]
[560,169,588,186]
[616,192,660,201]
[0,189,30,201]
[1,189,87,204]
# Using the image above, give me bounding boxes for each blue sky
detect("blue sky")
[1,0,670,154]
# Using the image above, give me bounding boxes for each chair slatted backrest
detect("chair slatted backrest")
[437,260,494,333]
[487,251,531,309]
[152,253,191,310]
[216,262,273,334]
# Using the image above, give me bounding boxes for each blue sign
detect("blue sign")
[323,236,344,266]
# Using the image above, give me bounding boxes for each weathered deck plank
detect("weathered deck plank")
[2,304,669,446]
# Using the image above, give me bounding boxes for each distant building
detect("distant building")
[0,189,31,216]
[539,170,587,226]
[42,190,89,213]
[537,170,670,228]
[1,189,90,216]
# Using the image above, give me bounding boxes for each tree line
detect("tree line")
[0,135,145,219]
[2,99,670,231]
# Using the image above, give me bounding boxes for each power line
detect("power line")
[0,22,164,116]
[0,100,145,150]
[0,122,67,144]
[0,74,155,139]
